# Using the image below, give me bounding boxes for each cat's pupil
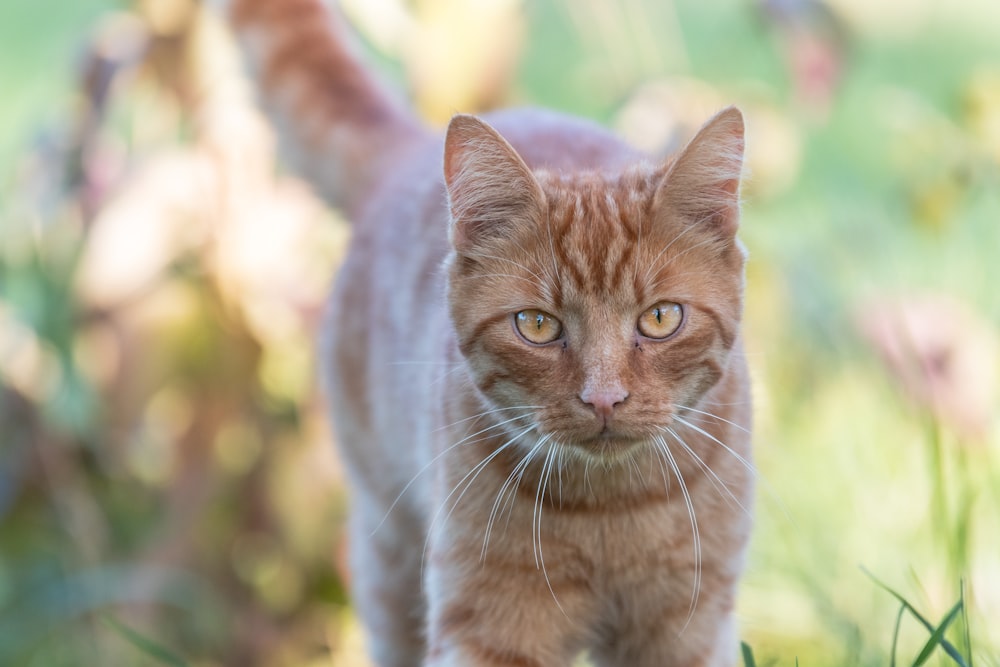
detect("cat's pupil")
[654,308,662,324]
[535,314,544,330]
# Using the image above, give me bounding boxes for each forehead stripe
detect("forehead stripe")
[553,206,588,289]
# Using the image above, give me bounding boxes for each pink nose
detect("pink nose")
[579,387,629,424]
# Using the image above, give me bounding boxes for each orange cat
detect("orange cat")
[229,1,754,664]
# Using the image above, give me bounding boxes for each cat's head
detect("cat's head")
[443,108,746,459]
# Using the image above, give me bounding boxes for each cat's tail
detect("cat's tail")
[227,0,428,217]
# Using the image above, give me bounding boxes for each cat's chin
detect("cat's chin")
[566,433,645,462]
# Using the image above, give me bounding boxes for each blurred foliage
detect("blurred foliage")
[1,0,998,665]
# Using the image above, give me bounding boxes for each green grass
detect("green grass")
[104,615,189,667]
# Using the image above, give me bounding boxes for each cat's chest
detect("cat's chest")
[561,495,697,572]
[474,473,700,576]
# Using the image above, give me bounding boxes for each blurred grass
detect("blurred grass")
[1,0,999,665]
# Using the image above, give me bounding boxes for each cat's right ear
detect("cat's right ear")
[443,115,546,254]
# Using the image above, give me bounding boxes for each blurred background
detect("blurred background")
[1,0,998,664]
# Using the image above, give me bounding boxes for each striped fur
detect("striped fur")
[229,2,753,665]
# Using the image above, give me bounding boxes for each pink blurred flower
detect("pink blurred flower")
[858,293,998,441]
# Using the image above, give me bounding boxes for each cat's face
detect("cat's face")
[444,109,745,459]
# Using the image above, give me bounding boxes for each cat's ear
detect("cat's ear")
[443,115,546,253]
[654,106,745,238]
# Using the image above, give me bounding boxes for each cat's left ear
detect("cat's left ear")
[654,106,745,238]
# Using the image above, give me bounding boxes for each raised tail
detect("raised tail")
[228,0,428,217]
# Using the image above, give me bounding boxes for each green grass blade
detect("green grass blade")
[103,615,188,667]
[741,641,757,667]
[891,603,905,667]
[961,579,974,667]
[913,600,963,666]
[861,567,969,667]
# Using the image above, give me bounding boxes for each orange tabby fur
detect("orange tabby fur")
[229,1,754,665]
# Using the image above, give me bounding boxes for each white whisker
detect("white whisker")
[647,432,672,494]
[698,398,753,408]
[372,412,532,535]
[642,232,724,295]
[556,446,565,509]
[533,443,568,617]
[676,404,751,434]
[672,414,757,480]
[481,435,548,561]
[625,448,642,490]
[663,427,750,517]
[421,423,535,570]
[640,221,703,286]
[672,414,792,524]
[656,435,701,632]
[428,364,469,388]
[433,405,542,434]
[500,440,537,534]
[464,252,546,283]
[464,272,544,289]
[531,446,551,569]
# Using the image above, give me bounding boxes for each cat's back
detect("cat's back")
[481,108,643,173]
[367,108,643,224]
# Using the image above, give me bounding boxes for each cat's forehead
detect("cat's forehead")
[536,166,663,218]
[520,167,673,304]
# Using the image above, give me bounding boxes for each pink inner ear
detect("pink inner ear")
[655,107,746,235]
[443,115,480,187]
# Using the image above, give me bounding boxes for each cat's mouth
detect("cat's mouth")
[572,430,643,456]
[536,410,673,459]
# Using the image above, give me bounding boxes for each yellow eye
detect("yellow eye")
[514,309,563,344]
[638,301,684,339]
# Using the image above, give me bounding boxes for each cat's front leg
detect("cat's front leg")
[421,544,588,667]
[347,502,427,667]
[591,602,739,667]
